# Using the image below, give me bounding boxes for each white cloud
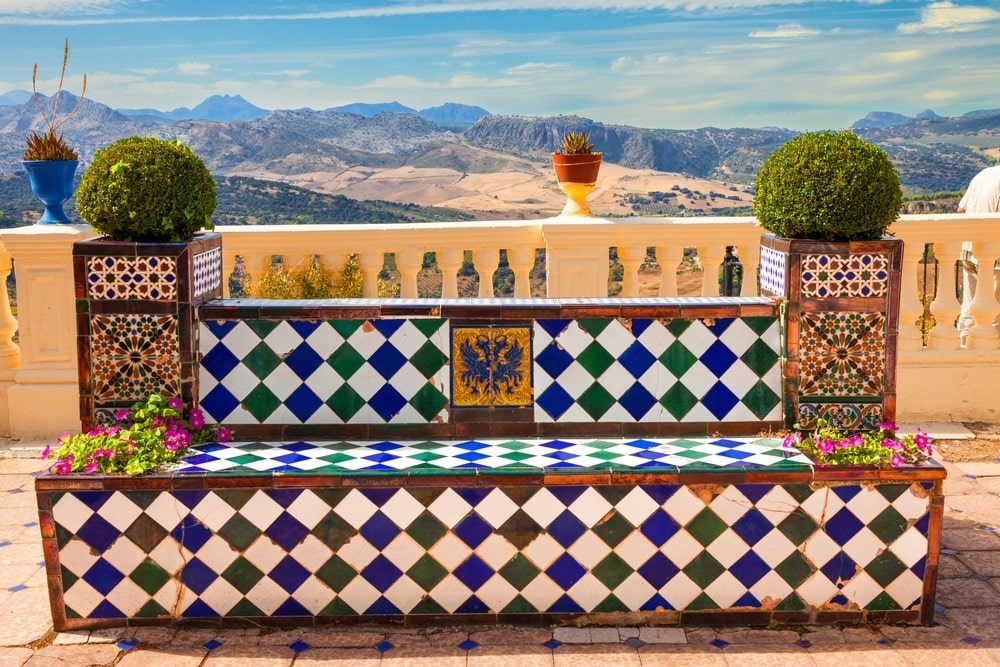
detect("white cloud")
[0,0,121,13]
[898,1,1000,33]
[278,70,309,78]
[749,23,822,39]
[178,62,211,75]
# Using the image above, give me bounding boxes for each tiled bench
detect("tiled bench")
[38,298,945,629]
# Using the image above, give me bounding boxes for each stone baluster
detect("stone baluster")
[618,245,645,298]
[699,246,726,297]
[734,244,759,296]
[897,240,927,351]
[437,248,463,298]
[656,245,685,297]
[358,251,384,298]
[927,240,963,350]
[964,239,1000,349]
[396,248,423,299]
[471,248,496,298]
[508,246,536,298]
[0,248,20,437]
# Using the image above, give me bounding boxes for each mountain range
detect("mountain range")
[1,90,998,222]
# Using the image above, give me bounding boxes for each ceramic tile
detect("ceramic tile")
[91,313,180,402]
[800,253,890,298]
[452,326,532,407]
[192,247,222,297]
[797,311,885,398]
[759,247,786,296]
[86,255,178,301]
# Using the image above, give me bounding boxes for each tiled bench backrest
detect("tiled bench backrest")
[197,297,783,440]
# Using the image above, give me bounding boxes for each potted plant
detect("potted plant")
[754,130,904,431]
[22,39,87,224]
[552,131,602,216]
[72,136,221,430]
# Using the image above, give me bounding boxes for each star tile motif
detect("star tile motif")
[86,255,178,300]
[91,313,180,401]
[800,253,889,298]
[797,311,885,398]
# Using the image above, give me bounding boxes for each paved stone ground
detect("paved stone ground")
[1,434,998,666]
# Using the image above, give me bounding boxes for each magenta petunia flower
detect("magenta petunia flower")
[890,452,905,468]
[217,427,232,443]
[167,397,184,411]
[188,409,204,429]
[782,433,801,449]
[41,445,51,459]
[115,409,130,421]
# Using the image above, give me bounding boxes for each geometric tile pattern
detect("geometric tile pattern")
[798,312,885,398]
[198,319,450,425]
[452,327,532,407]
[86,255,178,300]
[172,437,813,474]
[45,479,933,621]
[800,253,890,298]
[534,317,782,423]
[797,402,884,431]
[193,248,222,297]
[759,246,786,296]
[91,314,180,402]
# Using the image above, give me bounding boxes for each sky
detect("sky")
[1,0,998,131]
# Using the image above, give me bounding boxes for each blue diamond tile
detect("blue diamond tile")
[700,340,739,378]
[536,343,575,378]
[620,383,657,420]
[200,345,240,380]
[289,640,310,653]
[285,344,324,380]
[543,639,561,649]
[117,639,138,651]
[730,551,771,588]
[458,639,479,651]
[536,384,574,420]
[202,639,223,651]
[710,638,729,649]
[265,512,311,551]
[731,508,773,546]
[269,556,311,594]
[619,342,657,378]
[547,510,588,548]
[453,514,492,548]
[200,384,241,422]
[536,319,571,338]
[371,318,406,337]
[701,382,740,419]
[368,385,408,421]
[375,640,394,653]
[179,558,217,596]
[637,552,679,589]
[76,514,120,553]
[824,507,865,543]
[284,385,323,422]
[640,508,680,546]
[360,554,404,592]
[82,559,125,596]
[368,343,408,380]
[171,515,213,552]
[359,511,401,551]
[820,554,858,586]
[453,555,494,590]
[365,597,403,615]
[545,553,586,589]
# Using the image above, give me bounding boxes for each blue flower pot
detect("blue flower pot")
[22,160,79,224]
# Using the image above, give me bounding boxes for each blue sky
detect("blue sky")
[1,0,998,130]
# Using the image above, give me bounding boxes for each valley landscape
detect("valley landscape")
[1,92,998,226]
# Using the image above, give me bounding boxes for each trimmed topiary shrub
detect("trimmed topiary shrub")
[753,130,902,241]
[76,136,216,242]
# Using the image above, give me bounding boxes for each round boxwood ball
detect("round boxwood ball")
[753,130,902,241]
[76,136,216,242]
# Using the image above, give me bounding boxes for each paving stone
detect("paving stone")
[51,631,90,645]
[470,628,552,646]
[945,607,1000,641]
[720,644,818,666]
[299,629,385,648]
[716,628,800,644]
[807,643,907,666]
[637,644,728,666]
[293,647,382,665]
[800,628,845,644]
[939,553,974,577]
[379,645,468,666]
[552,627,590,644]
[936,576,1000,608]
[425,630,470,647]
[0,460,48,475]
[636,627,686,644]
[466,644,555,667]
[840,627,882,643]
[130,626,177,645]
[383,631,433,648]
[551,644,642,666]
[953,462,1000,478]
[682,628,718,644]
[117,647,208,667]
[25,643,121,665]
[957,550,1000,577]
[941,527,1000,551]
[0,545,44,569]
[199,644,295,666]
[0,586,51,646]
[586,627,622,644]
[890,641,997,666]
[257,629,301,646]
[165,628,221,646]
[0,646,33,666]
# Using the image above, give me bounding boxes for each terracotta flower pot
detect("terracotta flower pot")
[551,153,602,216]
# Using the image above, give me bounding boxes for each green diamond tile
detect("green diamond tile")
[243,342,283,380]
[123,514,169,553]
[501,595,538,614]
[327,343,367,380]
[228,598,266,617]
[864,551,908,587]
[741,382,781,419]
[408,383,449,421]
[326,383,366,422]
[577,341,616,378]
[774,592,807,611]
[593,593,629,613]
[497,510,545,550]
[217,514,263,552]
[409,340,449,378]
[135,599,170,618]
[686,591,720,611]
[577,383,616,420]
[406,512,449,550]
[740,339,780,378]
[665,318,692,337]
[776,510,819,546]
[659,340,698,378]
[60,565,78,591]
[592,552,634,589]
[594,486,634,507]
[320,597,360,616]
[660,383,699,420]
[411,597,449,614]
[774,550,814,589]
[328,319,363,339]
[743,316,778,336]
[781,484,817,504]
[866,591,903,611]
[310,516,355,553]
[592,511,636,547]
[316,451,358,465]
[315,555,359,592]
[577,318,614,338]
[868,506,909,544]
[410,318,447,338]
[873,484,911,503]
[498,553,542,590]
[682,551,725,589]
[245,319,279,339]
[129,558,172,596]
[242,383,282,422]
[217,489,256,511]
[221,556,265,594]
[686,508,728,547]
[406,555,449,592]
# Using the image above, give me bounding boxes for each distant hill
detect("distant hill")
[332,102,417,117]
[118,94,268,122]
[0,90,33,106]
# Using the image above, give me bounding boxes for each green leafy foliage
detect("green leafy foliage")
[753,130,902,241]
[41,395,231,476]
[76,136,217,242]
[559,132,595,155]
[784,418,932,468]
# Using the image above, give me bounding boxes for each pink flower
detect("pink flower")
[882,437,902,450]
[914,428,931,451]
[41,445,51,460]
[878,419,898,433]
[216,427,232,443]
[53,458,72,475]
[188,409,204,430]
[84,461,99,473]
[782,433,801,449]
[890,452,905,468]
[151,417,164,428]
[818,438,836,456]
[167,397,184,411]
[115,409,130,421]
